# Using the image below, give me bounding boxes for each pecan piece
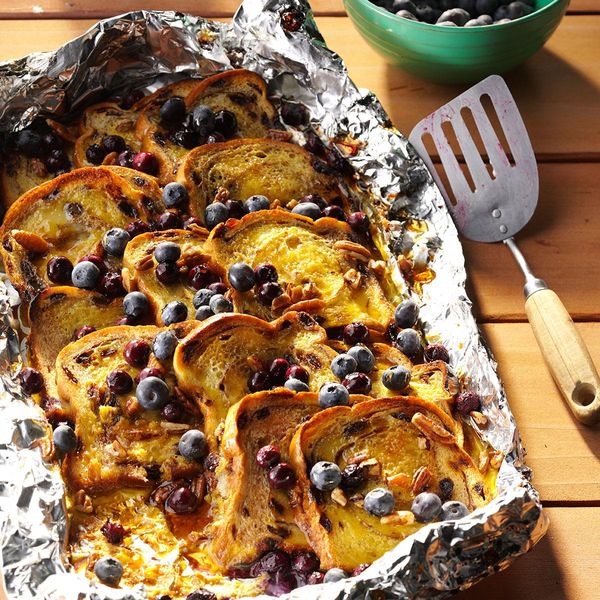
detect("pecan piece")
[411,413,455,445]
[380,510,415,526]
[343,268,362,289]
[74,490,93,513]
[470,411,488,427]
[12,231,50,254]
[411,466,432,495]
[331,487,347,506]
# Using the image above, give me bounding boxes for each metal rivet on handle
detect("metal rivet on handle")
[499,225,508,233]
[492,209,501,218]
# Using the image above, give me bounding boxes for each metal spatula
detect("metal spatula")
[409,75,600,425]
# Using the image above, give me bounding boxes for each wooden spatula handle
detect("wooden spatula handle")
[525,289,600,425]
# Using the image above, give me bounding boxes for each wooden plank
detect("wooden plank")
[482,322,600,502]
[458,507,600,600]
[0,0,597,19]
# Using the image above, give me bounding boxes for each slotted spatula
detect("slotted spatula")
[409,75,600,425]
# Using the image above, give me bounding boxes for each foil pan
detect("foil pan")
[0,1,548,598]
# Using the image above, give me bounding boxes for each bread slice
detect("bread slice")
[28,287,124,421]
[177,139,344,219]
[122,227,220,325]
[0,167,164,302]
[142,70,277,183]
[105,165,163,204]
[173,311,338,444]
[205,209,394,330]
[209,390,320,568]
[56,323,198,494]
[289,396,491,570]
[73,103,141,168]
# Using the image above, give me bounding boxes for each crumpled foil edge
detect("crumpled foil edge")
[0,1,548,599]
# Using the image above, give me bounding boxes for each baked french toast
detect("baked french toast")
[178,139,345,219]
[141,70,277,184]
[209,390,320,568]
[0,167,164,301]
[174,312,338,443]
[122,227,219,324]
[28,287,124,420]
[289,396,490,570]
[205,209,395,329]
[56,323,198,494]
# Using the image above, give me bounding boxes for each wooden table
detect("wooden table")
[1,2,598,599]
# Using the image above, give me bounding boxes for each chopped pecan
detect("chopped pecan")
[411,413,455,445]
[124,396,143,418]
[368,259,386,277]
[74,490,93,513]
[190,474,206,499]
[417,436,430,450]
[490,451,504,470]
[343,268,362,289]
[478,452,490,472]
[12,231,50,254]
[102,151,117,165]
[331,487,347,506]
[272,292,292,312]
[334,240,371,262]
[348,493,364,507]
[359,458,381,478]
[286,199,299,209]
[149,480,178,507]
[137,254,155,271]
[386,472,411,491]
[411,466,432,495]
[470,411,488,427]
[284,298,326,314]
[348,452,369,465]
[214,187,230,204]
[380,510,415,526]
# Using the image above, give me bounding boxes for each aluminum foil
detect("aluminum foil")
[0,1,548,599]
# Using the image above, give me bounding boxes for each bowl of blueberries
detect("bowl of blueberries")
[344,0,569,83]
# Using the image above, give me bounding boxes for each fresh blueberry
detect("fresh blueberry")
[205,202,229,229]
[244,194,270,213]
[159,97,186,124]
[15,130,44,158]
[102,135,127,154]
[441,500,469,520]
[323,568,347,583]
[477,13,493,23]
[331,354,357,379]
[437,9,471,25]
[506,0,533,19]
[102,228,130,257]
[381,365,412,391]
[178,429,208,462]
[195,306,214,321]
[416,4,442,23]
[208,294,233,314]
[347,345,375,373]
[318,383,349,408]
[284,378,309,392]
[395,328,421,358]
[94,556,123,585]
[154,241,181,263]
[153,330,178,361]
[475,0,498,14]
[162,182,189,208]
[213,110,238,138]
[171,128,199,149]
[191,105,216,137]
[309,461,342,491]
[394,299,419,328]
[85,143,106,165]
[493,5,510,19]
[391,0,417,14]
[292,201,322,220]
[228,262,255,292]
[364,487,395,516]
[411,492,442,522]
[457,0,476,12]
[162,301,188,325]
[136,376,170,410]
[193,288,216,308]
[53,423,77,453]
[123,291,150,320]
[71,261,100,290]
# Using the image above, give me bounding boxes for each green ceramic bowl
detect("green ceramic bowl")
[343,0,569,84]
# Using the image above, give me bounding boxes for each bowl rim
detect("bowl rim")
[345,0,568,30]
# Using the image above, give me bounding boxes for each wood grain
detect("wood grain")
[458,507,600,600]
[0,0,597,19]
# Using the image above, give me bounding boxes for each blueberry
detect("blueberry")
[153,330,178,361]
[394,299,419,328]
[323,568,347,583]
[205,202,229,229]
[441,500,469,520]
[195,306,214,321]
[475,0,498,14]
[214,110,238,138]
[102,228,130,257]
[331,354,357,379]
[154,241,181,263]
[364,487,395,516]
[171,128,200,149]
[411,492,442,522]
[123,291,150,320]
[191,105,216,137]
[457,0,476,12]
[71,261,100,290]
[395,328,421,358]
[225,199,247,219]
[94,556,123,585]
[208,294,233,314]
[382,365,411,391]
[396,9,418,18]
[493,5,510,19]
[318,383,349,408]
[309,461,342,491]
[179,429,208,462]
[284,378,309,392]
[506,0,533,19]
[136,376,170,410]
[391,0,417,14]
[416,5,442,23]
[102,135,126,154]
[465,17,481,25]
[347,345,375,373]
[163,182,189,208]
[53,423,77,453]
[193,288,216,308]
[162,301,188,325]
[244,194,270,212]
[228,262,255,292]
[15,130,44,158]
[159,97,186,124]
[477,13,493,23]
[292,201,322,220]
[437,8,470,25]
